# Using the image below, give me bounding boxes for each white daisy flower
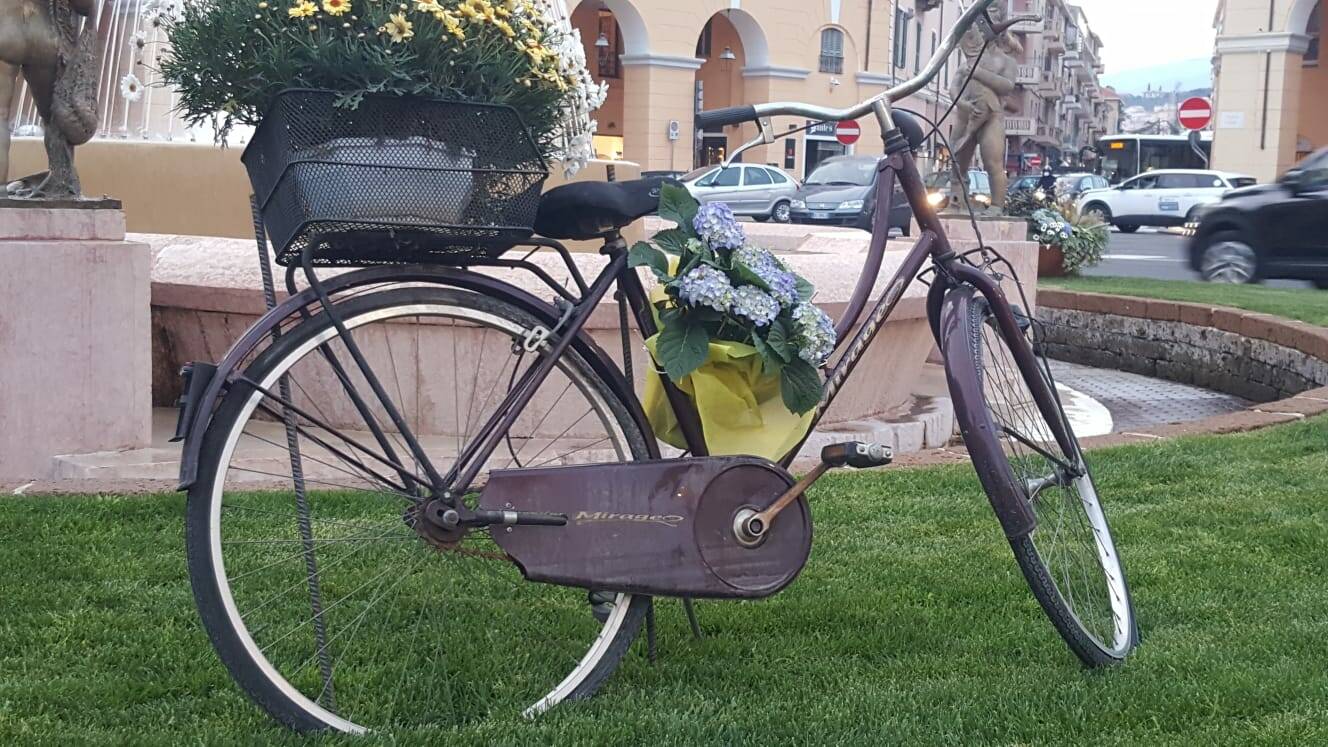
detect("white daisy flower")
[120,73,145,102]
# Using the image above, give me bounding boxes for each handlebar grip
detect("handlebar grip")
[695,105,758,131]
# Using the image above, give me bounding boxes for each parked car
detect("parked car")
[924,169,993,211]
[1055,172,1111,200]
[1187,148,1328,285]
[1008,174,1041,196]
[681,163,800,223]
[1076,169,1257,233]
[641,170,685,181]
[788,155,912,235]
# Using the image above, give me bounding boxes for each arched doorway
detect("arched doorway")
[569,0,648,162]
[692,9,769,169]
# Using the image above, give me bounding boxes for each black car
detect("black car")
[1188,148,1328,285]
[789,155,912,235]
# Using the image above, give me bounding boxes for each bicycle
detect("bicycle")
[176,1,1137,733]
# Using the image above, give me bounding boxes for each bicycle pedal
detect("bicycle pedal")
[820,441,893,469]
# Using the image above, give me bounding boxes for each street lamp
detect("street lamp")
[595,32,610,48]
[719,46,736,72]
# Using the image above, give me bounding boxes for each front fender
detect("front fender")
[175,265,657,490]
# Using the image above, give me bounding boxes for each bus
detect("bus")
[1096,133,1213,184]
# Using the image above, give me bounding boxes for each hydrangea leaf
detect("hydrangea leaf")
[795,274,815,302]
[780,357,823,415]
[766,318,794,362]
[657,318,710,381]
[651,228,691,256]
[751,332,785,377]
[628,241,670,280]
[659,183,700,231]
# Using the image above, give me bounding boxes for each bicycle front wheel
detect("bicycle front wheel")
[943,284,1137,667]
[185,285,650,733]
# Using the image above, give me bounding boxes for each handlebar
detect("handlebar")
[693,0,1039,131]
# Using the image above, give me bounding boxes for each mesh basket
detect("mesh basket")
[242,89,549,267]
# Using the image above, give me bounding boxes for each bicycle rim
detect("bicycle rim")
[963,293,1134,661]
[186,287,648,732]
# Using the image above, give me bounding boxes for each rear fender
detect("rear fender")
[176,265,657,490]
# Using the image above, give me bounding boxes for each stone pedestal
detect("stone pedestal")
[0,203,151,480]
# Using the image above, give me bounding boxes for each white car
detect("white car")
[1077,169,1257,233]
[681,164,801,223]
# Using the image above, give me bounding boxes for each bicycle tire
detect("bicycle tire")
[942,283,1137,667]
[185,285,651,732]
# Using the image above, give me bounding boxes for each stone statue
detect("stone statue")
[944,6,1018,213]
[0,0,100,199]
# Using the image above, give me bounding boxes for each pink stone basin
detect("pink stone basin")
[146,220,1036,446]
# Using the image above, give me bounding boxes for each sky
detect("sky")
[1068,0,1220,74]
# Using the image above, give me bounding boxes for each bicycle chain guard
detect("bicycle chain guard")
[479,457,812,599]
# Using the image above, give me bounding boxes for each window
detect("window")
[766,168,790,184]
[1306,2,1321,65]
[745,167,773,186]
[820,28,845,74]
[1156,174,1193,190]
[893,9,908,69]
[695,168,720,187]
[914,21,922,72]
[711,167,742,187]
[1123,175,1158,191]
[696,19,713,59]
[1229,176,1257,188]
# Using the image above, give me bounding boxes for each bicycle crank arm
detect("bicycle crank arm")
[735,442,891,547]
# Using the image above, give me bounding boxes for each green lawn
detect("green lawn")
[1042,275,1328,326]
[4,418,1328,745]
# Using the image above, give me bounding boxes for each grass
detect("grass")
[5,418,1328,745]
[1041,275,1328,326]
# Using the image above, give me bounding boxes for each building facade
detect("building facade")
[1211,0,1324,183]
[571,0,1113,179]
[1001,0,1116,175]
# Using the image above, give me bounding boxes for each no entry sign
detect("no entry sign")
[836,120,861,146]
[1178,97,1213,131]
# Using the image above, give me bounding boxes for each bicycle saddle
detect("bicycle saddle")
[535,177,670,240]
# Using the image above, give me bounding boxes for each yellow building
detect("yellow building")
[568,0,974,179]
[1212,0,1324,182]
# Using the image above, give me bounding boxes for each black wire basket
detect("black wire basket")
[243,89,549,267]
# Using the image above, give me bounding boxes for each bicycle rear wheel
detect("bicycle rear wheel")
[942,284,1137,666]
[185,285,650,733]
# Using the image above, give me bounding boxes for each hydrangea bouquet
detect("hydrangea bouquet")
[630,184,837,418]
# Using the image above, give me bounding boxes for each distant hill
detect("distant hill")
[1119,88,1212,108]
[1102,57,1213,96]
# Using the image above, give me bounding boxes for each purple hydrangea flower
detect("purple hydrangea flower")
[693,202,746,252]
[675,264,734,312]
[729,285,780,327]
[732,246,799,307]
[792,303,837,365]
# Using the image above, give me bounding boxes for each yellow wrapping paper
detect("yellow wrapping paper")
[643,336,815,460]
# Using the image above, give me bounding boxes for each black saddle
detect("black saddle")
[534,177,670,241]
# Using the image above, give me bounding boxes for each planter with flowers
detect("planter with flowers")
[154,0,608,265]
[1029,202,1107,277]
[630,185,837,460]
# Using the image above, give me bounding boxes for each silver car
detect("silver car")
[682,163,800,223]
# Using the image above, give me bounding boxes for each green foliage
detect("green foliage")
[159,0,579,154]
[1029,198,1107,274]
[779,357,823,414]
[656,318,710,382]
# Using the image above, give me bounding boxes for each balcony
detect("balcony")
[1094,61,1106,74]
[1016,64,1041,86]
[1005,117,1036,136]
[1063,94,1082,112]
[1037,70,1059,96]
[1063,44,1083,68]
[1043,21,1063,51]
[1007,0,1045,33]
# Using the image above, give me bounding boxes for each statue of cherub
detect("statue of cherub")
[944,5,1018,213]
[0,0,100,199]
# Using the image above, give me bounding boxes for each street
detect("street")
[1084,229,1311,288]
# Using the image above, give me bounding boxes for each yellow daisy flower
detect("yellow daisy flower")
[494,18,514,36]
[321,0,349,15]
[287,0,316,17]
[414,0,440,12]
[382,12,413,42]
